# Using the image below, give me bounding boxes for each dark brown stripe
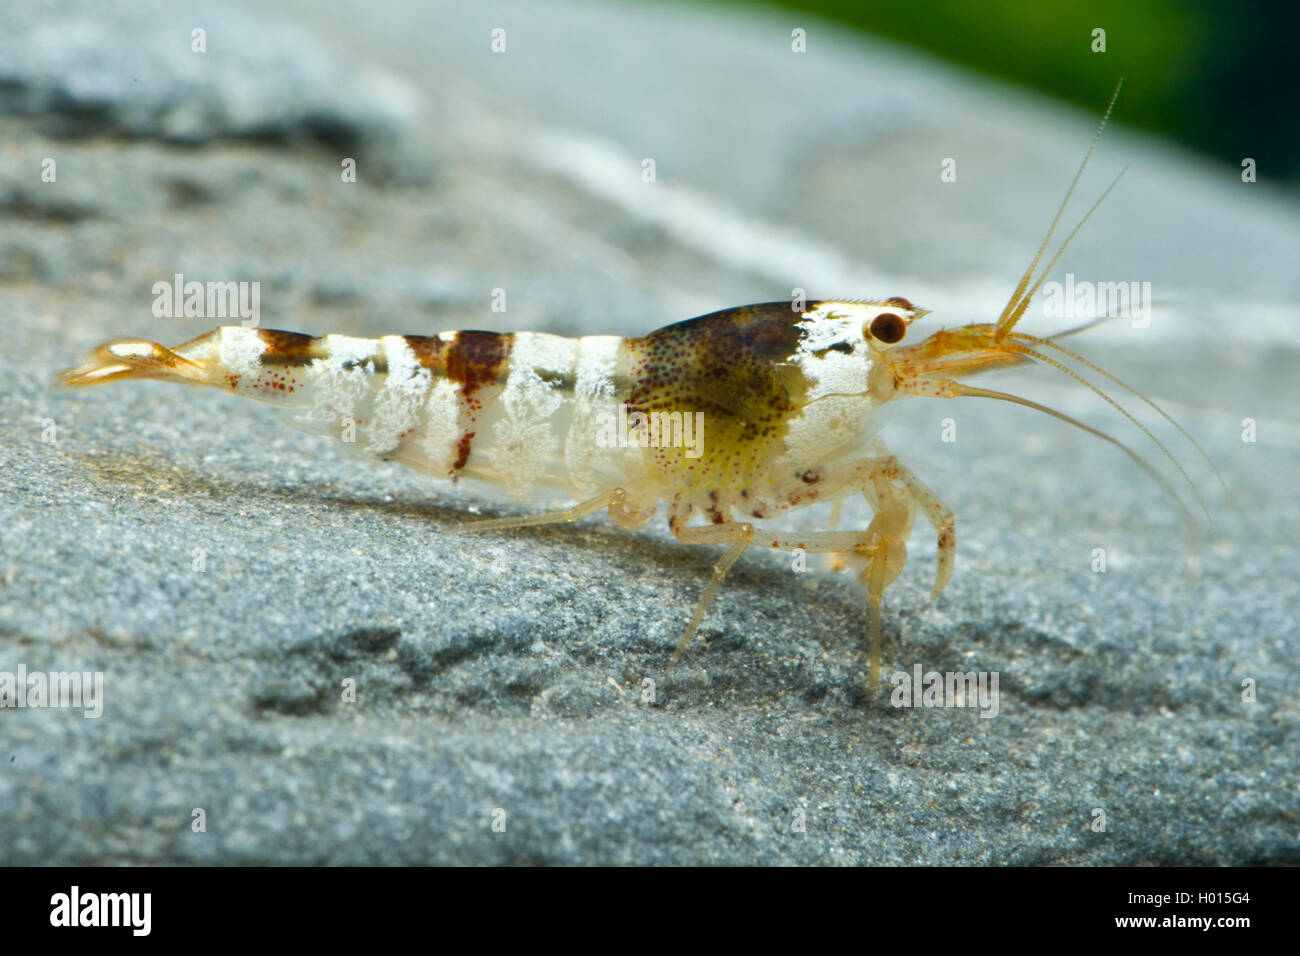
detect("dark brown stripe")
[401,332,514,475]
[404,335,445,372]
[405,332,515,391]
[452,431,475,472]
[445,331,514,402]
[254,329,322,366]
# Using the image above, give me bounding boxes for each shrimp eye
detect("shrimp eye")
[869,312,906,344]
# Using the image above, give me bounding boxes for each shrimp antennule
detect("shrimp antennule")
[995,78,1125,340]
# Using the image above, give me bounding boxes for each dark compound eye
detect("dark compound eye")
[869,312,906,344]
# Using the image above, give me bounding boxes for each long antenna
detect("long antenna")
[947,382,1195,529]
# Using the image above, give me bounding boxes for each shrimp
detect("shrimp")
[58,83,1216,697]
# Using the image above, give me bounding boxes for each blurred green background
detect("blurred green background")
[700,0,1299,184]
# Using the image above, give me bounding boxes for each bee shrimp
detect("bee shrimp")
[60,85,1217,696]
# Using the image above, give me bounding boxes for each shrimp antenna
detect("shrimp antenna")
[998,339,1212,522]
[946,382,1197,531]
[1008,331,1227,495]
[995,79,1124,341]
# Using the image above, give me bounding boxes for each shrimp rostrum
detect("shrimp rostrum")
[59,87,1215,696]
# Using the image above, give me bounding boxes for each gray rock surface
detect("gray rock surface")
[1,0,1296,864]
